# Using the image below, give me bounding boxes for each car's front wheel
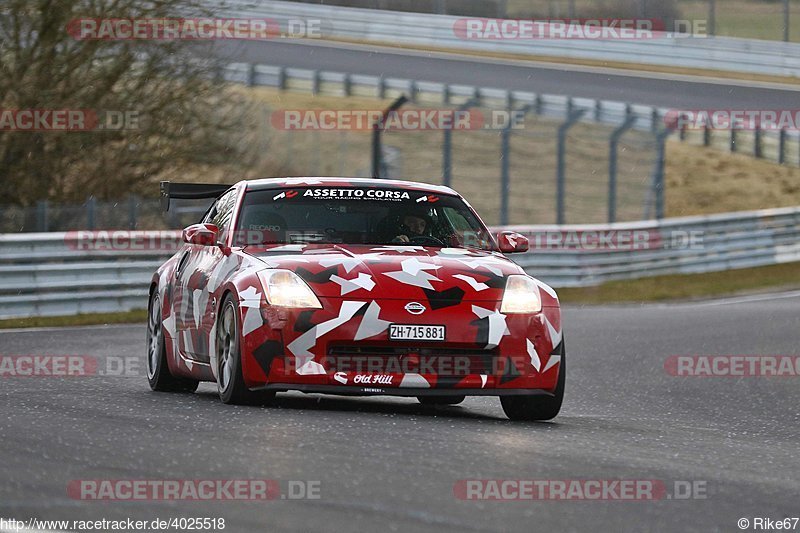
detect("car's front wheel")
[146,291,199,393]
[500,340,565,421]
[216,294,275,405]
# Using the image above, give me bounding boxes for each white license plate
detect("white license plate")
[389,324,446,341]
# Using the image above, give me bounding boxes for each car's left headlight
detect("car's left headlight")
[500,275,542,314]
[257,269,322,309]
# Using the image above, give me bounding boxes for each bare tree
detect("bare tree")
[0,0,255,205]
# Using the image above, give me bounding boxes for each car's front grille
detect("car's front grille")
[325,344,497,376]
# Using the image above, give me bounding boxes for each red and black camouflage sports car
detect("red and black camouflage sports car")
[148,178,564,420]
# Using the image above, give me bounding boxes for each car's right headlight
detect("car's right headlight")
[500,275,542,314]
[257,269,322,309]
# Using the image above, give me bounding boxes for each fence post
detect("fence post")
[442,97,479,188]
[443,84,451,105]
[784,0,790,42]
[372,95,408,178]
[608,112,637,223]
[730,128,737,152]
[408,80,417,103]
[703,124,711,147]
[500,126,511,226]
[36,200,49,232]
[499,104,532,226]
[649,127,675,220]
[708,0,716,37]
[87,197,96,230]
[556,107,587,225]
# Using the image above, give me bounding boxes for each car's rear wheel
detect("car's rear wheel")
[500,340,565,421]
[216,294,275,405]
[417,395,465,406]
[146,291,199,393]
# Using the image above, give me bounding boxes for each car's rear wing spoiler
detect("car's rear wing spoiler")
[160,181,233,211]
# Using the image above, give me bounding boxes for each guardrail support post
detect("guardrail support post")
[408,81,417,103]
[278,67,287,90]
[754,125,763,158]
[443,84,451,105]
[608,113,637,223]
[247,64,256,87]
[128,195,138,230]
[556,108,587,225]
[779,129,787,164]
[651,108,660,133]
[312,70,321,95]
[443,97,479,188]
[377,76,386,99]
[36,200,49,232]
[372,95,408,178]
[343,73,352,97]
[87,197,96,230]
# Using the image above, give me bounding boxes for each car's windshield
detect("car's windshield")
[235,186,494,250]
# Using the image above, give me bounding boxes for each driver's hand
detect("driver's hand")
[392,235,410,243]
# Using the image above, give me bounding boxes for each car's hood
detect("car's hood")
[243,243,531,302]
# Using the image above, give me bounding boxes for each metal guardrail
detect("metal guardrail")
[1,206,798,318]
[218,0,800,78]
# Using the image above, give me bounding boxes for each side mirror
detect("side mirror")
[496,231,529,253]
[182,223,219,246]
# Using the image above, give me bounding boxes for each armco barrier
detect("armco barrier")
[1,206,798,318]
[216,0,800,78]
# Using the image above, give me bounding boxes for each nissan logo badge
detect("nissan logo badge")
[404,302,426,315]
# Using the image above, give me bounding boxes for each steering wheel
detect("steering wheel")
[410,235,446,247]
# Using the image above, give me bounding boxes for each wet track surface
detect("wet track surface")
[1,295,799,532]
[211,40,800,110]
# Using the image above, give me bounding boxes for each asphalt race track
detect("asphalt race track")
[1,294,798,532]
[212,39,800,110]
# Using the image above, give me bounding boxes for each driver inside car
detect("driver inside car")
[392,213,428,243]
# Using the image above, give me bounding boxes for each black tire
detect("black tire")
[500,339,565,421]
[417,395,465,406]
[216,295,275,406]
[146,291,199,393]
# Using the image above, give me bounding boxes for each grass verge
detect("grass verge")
[0,309,148,330]
[557,262,800,305]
